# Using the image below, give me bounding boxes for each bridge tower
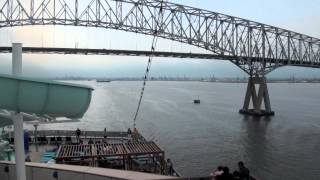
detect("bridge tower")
[239,75,274,116]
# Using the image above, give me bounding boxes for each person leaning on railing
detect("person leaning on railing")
[75,128,81,143]
[103,128,108,143]
[166,158,173,175]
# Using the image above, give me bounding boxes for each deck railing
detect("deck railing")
[0,161,177,180]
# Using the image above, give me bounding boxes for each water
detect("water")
[24,81,320,180]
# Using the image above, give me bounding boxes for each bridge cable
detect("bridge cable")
[132,0,167,129]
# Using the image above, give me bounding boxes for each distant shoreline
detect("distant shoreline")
[54,78,320,83]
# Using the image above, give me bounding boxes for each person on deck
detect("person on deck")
[133,128,139,141]
[75,128,81,143]
[237,161,250,180]
[210,166,224,179]
[166,158,174,175]
[25,155,31,162]
[127,128,132,140]
[219,166,233,180]
[103,128,107,143]
[133,128,138,134]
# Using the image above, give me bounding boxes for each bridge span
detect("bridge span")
[0,46,237,60]
[1,0,320,115]
[1,47,319,68]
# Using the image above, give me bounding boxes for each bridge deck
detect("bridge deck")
[0,46,319,69]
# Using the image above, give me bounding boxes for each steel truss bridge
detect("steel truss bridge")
[1,0,320,115]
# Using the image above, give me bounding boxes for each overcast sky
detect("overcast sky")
[0,0,320,78]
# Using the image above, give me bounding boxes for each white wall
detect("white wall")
[0,161,176,180]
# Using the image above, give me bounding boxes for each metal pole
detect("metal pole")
[34,124,38,152]
[30,0,34,17]
[12,43,22,76]
[75,0,78,23]
[12,112,26,180]
[12,43,26,180]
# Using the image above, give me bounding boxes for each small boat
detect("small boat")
[194,99,200,104]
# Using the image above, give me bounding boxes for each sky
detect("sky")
[0,0,320,78]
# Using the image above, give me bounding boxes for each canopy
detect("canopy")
[0,74,93,119]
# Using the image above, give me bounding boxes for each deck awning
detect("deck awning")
[0,115,12,127]
[56,142,164,160]
[0,74,93,119]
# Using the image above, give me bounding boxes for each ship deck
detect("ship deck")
[2,129,180,177]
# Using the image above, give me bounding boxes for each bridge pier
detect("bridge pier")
[239,76,275,116]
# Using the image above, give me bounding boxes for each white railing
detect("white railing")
[0,161,177,180]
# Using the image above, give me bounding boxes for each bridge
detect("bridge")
[1,0,320,115]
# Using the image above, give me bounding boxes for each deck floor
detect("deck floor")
[27,144,57,163]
